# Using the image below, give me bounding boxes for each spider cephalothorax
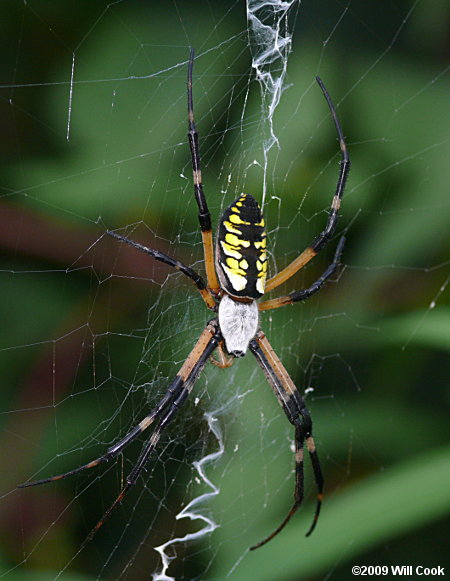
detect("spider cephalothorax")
[218,293,259,357]
[19,49,350,552]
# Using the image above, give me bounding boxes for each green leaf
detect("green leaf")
[381,307,450,352]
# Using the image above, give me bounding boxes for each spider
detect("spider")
[19,49,350,551]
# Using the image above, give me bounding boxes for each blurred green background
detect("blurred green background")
[0,1,448,580]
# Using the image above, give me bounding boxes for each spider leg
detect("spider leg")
[258,235,345,311]
[209,341,234,368]
[83,383,195,546]
[265,76,350,293]
[107,230,216,310]
[17,379,183,488]
[81,318,221,544]
[18,320,221,491]
[187,48,220,294]
[249,330,323,550]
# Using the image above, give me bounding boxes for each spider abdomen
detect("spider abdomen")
[216,193,267,299]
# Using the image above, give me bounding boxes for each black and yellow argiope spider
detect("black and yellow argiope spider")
[19,49,350,551]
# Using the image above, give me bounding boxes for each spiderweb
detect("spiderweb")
[1,1,448,580]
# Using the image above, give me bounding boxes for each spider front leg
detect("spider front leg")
[107,230,216,310]
[249,330,323,550]
[265,76,350,293]
[187,48,220,294]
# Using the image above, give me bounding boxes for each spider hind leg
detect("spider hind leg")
[249,331,324,550]
[19,320,222,545]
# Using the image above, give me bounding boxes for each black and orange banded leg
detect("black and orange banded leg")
[249,330,323,550]
[107,230,216,310]
[187,48,220,294]
[259,235,345,311]
[19,320,222,542]
[17,370,181,488]
[265,76,350,293]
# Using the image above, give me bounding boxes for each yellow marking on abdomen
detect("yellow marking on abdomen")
[220,240,242,259]
[221,263,247,291]
[223,220,242,235]
[225,233,250,247]
[229,213,251,226]
[256,277,266,294]
[225,257,246,276]
[239,259,249,269]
